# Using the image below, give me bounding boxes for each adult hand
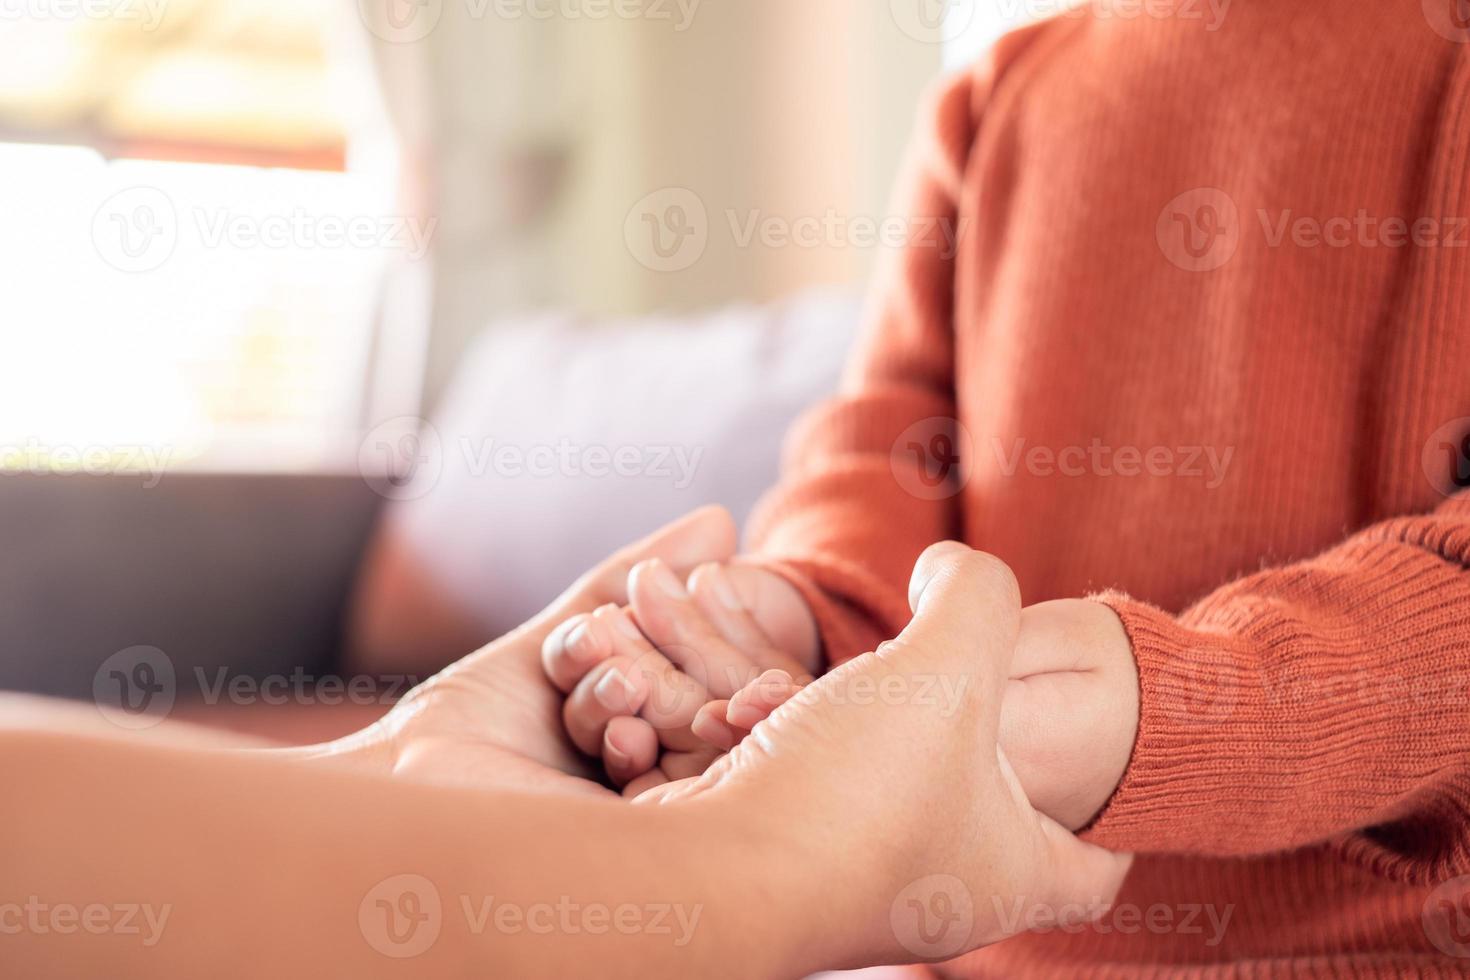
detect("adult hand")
[306,506,738,796]
[0,536,1130,979]
[647,542,1133,971]
[641,594,1139,829]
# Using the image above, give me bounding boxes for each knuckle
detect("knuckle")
[961,551,1020,606]
[562,698,597,751]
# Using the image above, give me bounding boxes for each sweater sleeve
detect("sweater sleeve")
[745,65,991,667]
[1085,493,1470,880]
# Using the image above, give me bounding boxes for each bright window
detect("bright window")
[0,0,414,477]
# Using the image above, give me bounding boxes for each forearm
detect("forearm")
[750,444,960,668]
[0,731,811,979]
[746,72,985,669]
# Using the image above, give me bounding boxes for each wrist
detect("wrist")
[669,796,879,977]
[280,671,448,776]
[681,784,934,976]
[277,716,403,775]
[1007,599,1139,830]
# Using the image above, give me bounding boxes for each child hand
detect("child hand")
[999,599,1139,830]
[540,559,820,794]
[685,598,1139,832]
[689,668,807,753]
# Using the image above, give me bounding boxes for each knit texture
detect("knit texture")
[748,2,1470,975]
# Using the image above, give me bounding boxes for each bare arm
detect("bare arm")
[0,726,807,979]
[0,537,1133,978]
[1,509,799,978]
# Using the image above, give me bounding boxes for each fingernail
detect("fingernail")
[604,738,631,769]
[595,668,640,711]
[691,711,734,751]
[648,560,687,599]
[726,703,762,729]
[909,541,972,610]
[707,565,743,611]
[567,623,597,662]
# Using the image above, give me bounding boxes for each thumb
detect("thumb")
[873,542,1022,727]
[1028,819,1135,935]
[994,747,1132,937]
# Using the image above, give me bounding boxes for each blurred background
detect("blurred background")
[0,0,1042,741]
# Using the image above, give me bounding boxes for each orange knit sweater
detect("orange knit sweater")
[748,3,1470,976]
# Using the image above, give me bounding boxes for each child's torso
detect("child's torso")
[945,3,1470,975]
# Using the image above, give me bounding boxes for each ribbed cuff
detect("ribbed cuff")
[1082,593,1264,855]
[1087,531,1470,863]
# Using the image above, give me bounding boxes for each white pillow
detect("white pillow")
[384,286,862,637]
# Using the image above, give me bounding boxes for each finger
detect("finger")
[986,749,1133,941]
[541,607,617,693]
[602,715,659,787]
[692,668,805,749]
[686,563,810,677]
[599,606,713,753]
[562,656,650,756]
[624,768,672,801]
[882,543,1021,733]
[656,749,722,782]
[724,562,822,669]
[726,669,803,730]
[690,699,738,750]
[1026,820,1134,937]
[631,766,720,807]
[628,559,764,697]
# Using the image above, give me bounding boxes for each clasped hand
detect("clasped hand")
[542,531,1139,832]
